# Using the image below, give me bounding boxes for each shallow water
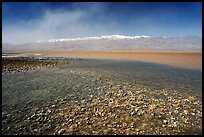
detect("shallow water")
[2,58,202,135]
[2,58,202,101]
[68,59,202,100]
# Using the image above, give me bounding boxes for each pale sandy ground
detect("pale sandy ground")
[3,51,202,70]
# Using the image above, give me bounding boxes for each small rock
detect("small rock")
[183,110,188,115]
[81,99,86,104]
[163,120,168,124]
[58,129,65,135]
[47,109,51,113]
[69,124,78,132]
[69,119,73,122]
[92,131,98,134]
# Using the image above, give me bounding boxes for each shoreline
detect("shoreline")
[2,51,202,70]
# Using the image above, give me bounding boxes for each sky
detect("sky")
[2,2,202,44]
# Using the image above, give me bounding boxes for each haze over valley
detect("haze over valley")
[3,35,202,52]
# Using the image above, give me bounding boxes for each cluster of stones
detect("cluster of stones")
[2,79,202,135]
[2,57,70,73]
[53,85,202,135]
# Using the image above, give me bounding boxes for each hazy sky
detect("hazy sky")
[2,2,202,44]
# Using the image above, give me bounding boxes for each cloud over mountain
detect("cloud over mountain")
[3,35,202,52]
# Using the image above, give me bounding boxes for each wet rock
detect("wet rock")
[81,99,86,104]
[69,124,78,132]
[58,129,65,135]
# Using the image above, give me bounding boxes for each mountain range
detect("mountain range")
[2,35,202,52]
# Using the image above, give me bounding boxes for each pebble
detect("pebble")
[81,99,86,104]
[58,129,65,135]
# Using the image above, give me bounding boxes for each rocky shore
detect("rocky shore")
[2,57,70,73]
[2,57,202,135]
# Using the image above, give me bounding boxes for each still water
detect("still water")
[70,59,202,100]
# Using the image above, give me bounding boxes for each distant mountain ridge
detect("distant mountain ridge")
[2,35,202,52]
[37,35,150,43]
